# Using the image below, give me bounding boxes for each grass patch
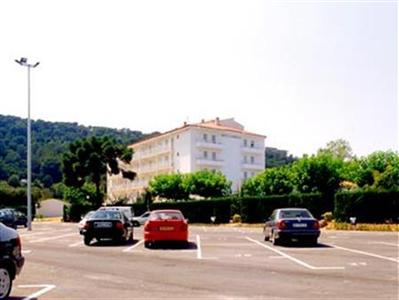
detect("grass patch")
[33,217,63,222]
[325,221,398,231]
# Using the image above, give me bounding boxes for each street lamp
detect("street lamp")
[15,57,40,231]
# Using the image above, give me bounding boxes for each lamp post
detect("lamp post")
[15,57,40,231]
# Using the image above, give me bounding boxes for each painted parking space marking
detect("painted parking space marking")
[19,284,56,300]
[68,241,84,247]
[29,232,76,243]
[122,240,144,252]
[196,234,202,259]
[330,244,399,263]
[245,237,345,270]
[368,241,399,247]
[19,228,72,238]
[22,250,32,254]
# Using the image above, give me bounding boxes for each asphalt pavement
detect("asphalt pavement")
[9,222,399,299]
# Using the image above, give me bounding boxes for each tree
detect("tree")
[318,139,353,160]
[183,170,231,198]
[352,151,399,189]
[7,174,20,188]
[242,166,294,196]
[62,136,135,207]
[148,173,188,200]
[292,153,344,196]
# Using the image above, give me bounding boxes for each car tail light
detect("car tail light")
[180,222,188,231]
[115,221,124,230]
[144,222,153,231]
[83,222,90,230]
[277,220,287,230]
[13,236,22,256]
[313,220,320,230]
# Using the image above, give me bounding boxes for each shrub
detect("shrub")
[322,211,333,222]
[239,193,327,223]
[334,190,399,223]
[232,214,242,223]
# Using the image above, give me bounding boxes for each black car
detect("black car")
[0,223,25,299]
[263,208,320,245]
[80,210,134,246]
[14,211,27,228]
[0,209,17,230]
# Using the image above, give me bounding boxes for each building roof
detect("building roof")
[129,118,266,148]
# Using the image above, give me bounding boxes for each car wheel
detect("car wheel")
[0,267,12,300]
[144,241,152,248]
[271,232,279,246]
[84,236,92,246]
[310,237,318,246]
[264,233,270,242]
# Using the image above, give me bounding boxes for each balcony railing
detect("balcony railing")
[196,158,224,167]
[241,163,264,170]
[196,141,224,150]
[241,146,264,154]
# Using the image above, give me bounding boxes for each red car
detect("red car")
[144,210,188,248]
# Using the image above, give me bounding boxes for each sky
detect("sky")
[0,0,397,157]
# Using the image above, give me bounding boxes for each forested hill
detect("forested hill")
[0,114,151,187]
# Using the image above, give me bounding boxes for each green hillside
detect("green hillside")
[0,114,151,187]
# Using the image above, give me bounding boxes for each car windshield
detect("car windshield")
[84,211,95,219]
[150,211,184,221]
[279,210,312,219]
[92,211,121,220]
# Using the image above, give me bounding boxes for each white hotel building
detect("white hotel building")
[107,118,266,202]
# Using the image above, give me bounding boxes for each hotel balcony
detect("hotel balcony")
[196,141,224,150]
[241,163,264,170]
[241,146,264,154]
[196,158,224,167]
[134,146,172,160]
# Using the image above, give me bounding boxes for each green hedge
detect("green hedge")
[334,190,399,223]
[239,193,328,223]
[133,199,231,223]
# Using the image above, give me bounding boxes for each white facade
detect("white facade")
[107,118,265,202]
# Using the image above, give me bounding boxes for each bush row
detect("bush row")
[131,190,398,224]
[334,190,399,223]
[133,199,232,223]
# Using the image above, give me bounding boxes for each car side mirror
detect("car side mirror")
[185,218,189,224]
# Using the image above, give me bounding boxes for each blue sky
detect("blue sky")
[0,0,397,157]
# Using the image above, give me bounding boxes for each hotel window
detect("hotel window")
[212,135,216,143]
[244,171,248,179]
[203,151,208,159]
[250,156,255,164]
[250,140,255,148]
[203,133,208,142]
[212,152,216,160]
[176,152,180,157]
[244,139,247,147]
[244,156,247,163]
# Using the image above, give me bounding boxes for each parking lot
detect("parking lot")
[10,222,399,299]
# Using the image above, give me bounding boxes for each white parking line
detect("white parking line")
[19,284,56,300]
[196,234,202,259]
[330,244,399,263]
[245,237,345,270]
[68,241,84,247]
[22,250,32,254]
[368,241,399,247]
[29,232,76,243]
[19,228,72,238]
[123,240,144,252]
